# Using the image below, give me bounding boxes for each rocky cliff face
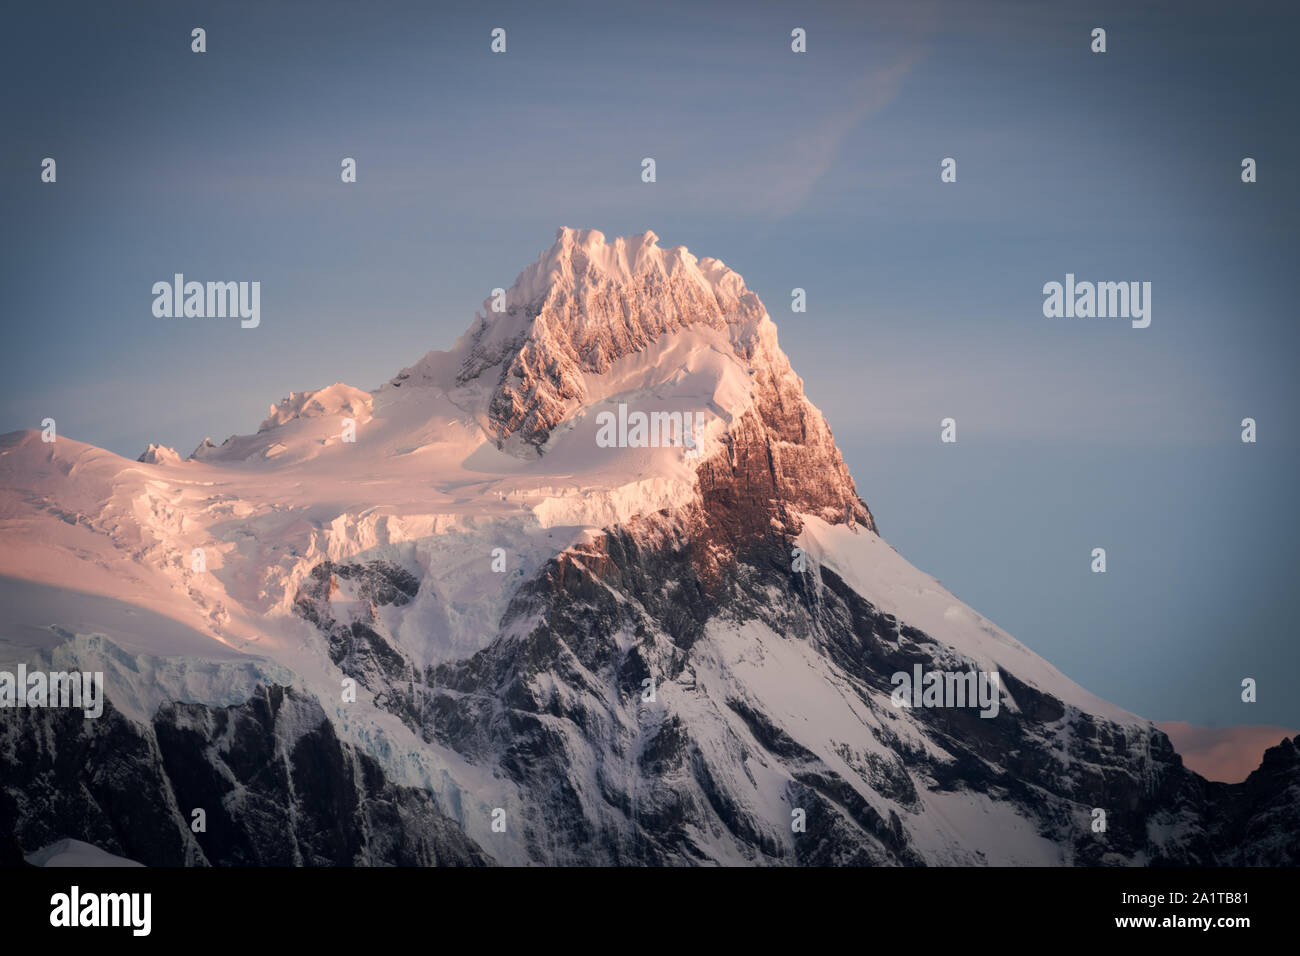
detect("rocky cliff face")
[462,229,766,452]
[0,685,489,866]
[692,321,876,549]
[1203,735,1300,866]
[459,228,875,541]
[280,517,1298,866]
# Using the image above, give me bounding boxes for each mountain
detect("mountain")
[1,228,1296,866]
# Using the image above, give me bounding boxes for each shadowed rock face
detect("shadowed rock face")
[276,512,1296,866]
[0,686,489,867]
[1202,736,1300,865]
[414,522,1297,865]
[293,559,421,708]
[8,529,1297,866]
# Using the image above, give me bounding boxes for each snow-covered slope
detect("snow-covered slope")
[25,838,143,867]
[1,228,1294,867]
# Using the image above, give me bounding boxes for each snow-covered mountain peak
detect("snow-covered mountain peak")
[136,443,181,465]
[517,226,758,327]
[389,228,761,394]
[431,228,770,451]
[5,229,1292,868]
[186,383,375,463]
[258,383,374,433]
[145,229,867,541]
[506,227,750,315]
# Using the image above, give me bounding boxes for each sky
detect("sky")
[1,0,1297,729]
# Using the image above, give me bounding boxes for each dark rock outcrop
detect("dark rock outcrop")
[0,686,489,867]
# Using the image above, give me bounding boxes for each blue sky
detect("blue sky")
[2,0,1297,726]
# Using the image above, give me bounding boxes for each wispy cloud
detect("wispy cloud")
[750,50,927,217]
